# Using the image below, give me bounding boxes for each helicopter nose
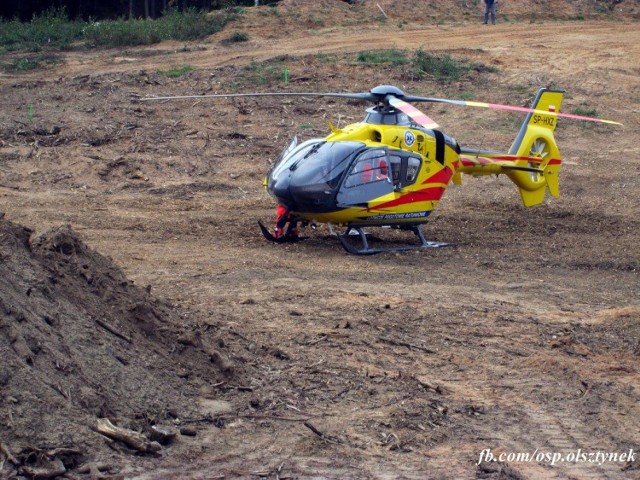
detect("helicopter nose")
[268,172,297,209]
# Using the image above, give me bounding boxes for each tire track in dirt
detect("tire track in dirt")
[475,404,630,479]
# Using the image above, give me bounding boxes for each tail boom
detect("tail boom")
[456,87,565,207]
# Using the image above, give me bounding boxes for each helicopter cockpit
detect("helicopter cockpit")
[266,136,426,215]
[267,137,366,212]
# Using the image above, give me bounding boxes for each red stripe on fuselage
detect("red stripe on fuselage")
[368,186,446,211]
[461,156,562,166]
[422,165,454,185]
[370,166,453,210]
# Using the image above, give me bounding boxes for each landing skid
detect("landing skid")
[258,220,306,244]
[337,225,449,255]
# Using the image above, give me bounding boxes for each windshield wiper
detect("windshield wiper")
[290,142,325,171]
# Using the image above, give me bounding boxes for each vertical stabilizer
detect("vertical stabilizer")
[507,88,563,206]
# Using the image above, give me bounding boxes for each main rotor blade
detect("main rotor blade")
[141,85,621,126]
[403,95,622,125]
[141,92,375,102]
[387,95,439,130]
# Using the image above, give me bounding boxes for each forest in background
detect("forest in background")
[1,0,259,21]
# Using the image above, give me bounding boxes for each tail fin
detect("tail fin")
[506,88,564,207]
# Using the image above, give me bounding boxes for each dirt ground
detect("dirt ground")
[1,1,639,479]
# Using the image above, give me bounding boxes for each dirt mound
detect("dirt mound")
[274,0,640,22]
[0,215,233,478]
[359,0,639,20]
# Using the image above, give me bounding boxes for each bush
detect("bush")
[227,31,249,42]
[0,8,84,52]
[158,65,194,77]
[83,18,161,47]
[158,8,229,41]
[0,8,232,52]
[411,49,471,81]
[0,53,61,72]
[83,9,230,47]
[356,49,407,66]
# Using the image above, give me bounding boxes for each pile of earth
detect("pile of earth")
[359,0,639,19]
[277,0,640,21]
[0,214,237,479]
[225,0,640,42]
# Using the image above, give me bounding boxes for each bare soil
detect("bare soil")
[1,1,639,479]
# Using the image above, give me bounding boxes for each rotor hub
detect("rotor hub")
[369,85,406,101]
[363,106,411,126]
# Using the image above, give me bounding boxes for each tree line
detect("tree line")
[1,0,257,21]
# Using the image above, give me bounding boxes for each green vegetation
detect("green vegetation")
[83,8,232,48]
[571,105,599,118]
[259,6,281,17]
[411,50,469,81]
[410,49,496,81]
[570,104,603,128]
[0,8,234,53]
[508,83,530,94]
[0,8,83,52]
[315,52,338,64]
[238,58,287,87]
[594,0,614,13]
[227,31,249,42]
[157,65,194,77]
[356,49,408,66]
[307,14,325,27]
[0,53,61,72]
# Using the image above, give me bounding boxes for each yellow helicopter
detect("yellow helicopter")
[144,85,620,254]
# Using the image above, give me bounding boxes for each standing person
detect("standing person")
[483,0,496,25]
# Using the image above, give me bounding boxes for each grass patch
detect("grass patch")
[0,53,62,72]
[570,104,601,128]
[571,105,598,118]
[259,6,281,17]
[315,52,339,64]
[356,49,407,66]
[411,50,470,81]
[83,9,231,48]
[458,91,475,101]
[307,14,325,27]
[158,65,194,77]
[238,58,287,87]
[0,8,234,52]
[410,49,496,81]
[508,83,530,94]
[0,8,84,52]
[226,31,249,42]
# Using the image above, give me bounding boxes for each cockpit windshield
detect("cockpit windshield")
[270,137,322,180]
[289,141,363,190]
[266,140,365,212]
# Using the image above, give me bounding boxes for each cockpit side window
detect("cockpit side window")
[388,150,422,189]
[389,155,402,187]
[406,157,420,183]
[343,149,390,188]
[336,148,394,206]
